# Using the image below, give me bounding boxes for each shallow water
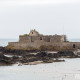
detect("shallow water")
[0,58,80,80]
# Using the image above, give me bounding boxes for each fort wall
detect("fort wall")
[7,29,80,50]
[19,35,66,43]
[8,41,80,50]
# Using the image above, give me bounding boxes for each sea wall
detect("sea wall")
[8,41,80,50]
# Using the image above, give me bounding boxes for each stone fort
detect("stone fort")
[8,29,80,50]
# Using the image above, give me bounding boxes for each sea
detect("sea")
[0,39,18,47]
[0,39,80,80]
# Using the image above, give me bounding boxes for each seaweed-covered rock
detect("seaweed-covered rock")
[37,51,48,57]
[58,51,75,57]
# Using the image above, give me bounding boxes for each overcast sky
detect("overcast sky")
[0,0,80,39]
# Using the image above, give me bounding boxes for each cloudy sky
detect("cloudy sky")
[0,0,80,39]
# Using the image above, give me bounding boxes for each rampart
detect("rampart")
[7,29,80,50]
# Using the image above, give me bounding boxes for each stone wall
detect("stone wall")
[8,41,80,50]
[19,36,31,43]
[7,33,80,50]
[19,35,66,43]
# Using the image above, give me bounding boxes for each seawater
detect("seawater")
[0,39,80,80]
[0,58,80,80]
[0,39,18,47]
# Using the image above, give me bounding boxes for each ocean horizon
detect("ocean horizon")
[0,39,18,47]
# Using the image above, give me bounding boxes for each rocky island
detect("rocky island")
[0,29,80,66]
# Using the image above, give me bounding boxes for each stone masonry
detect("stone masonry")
[8,29,80,50]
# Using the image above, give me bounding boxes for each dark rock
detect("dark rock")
[0,47,5,52]
[37,51,48,57]
[58,51,75,57]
